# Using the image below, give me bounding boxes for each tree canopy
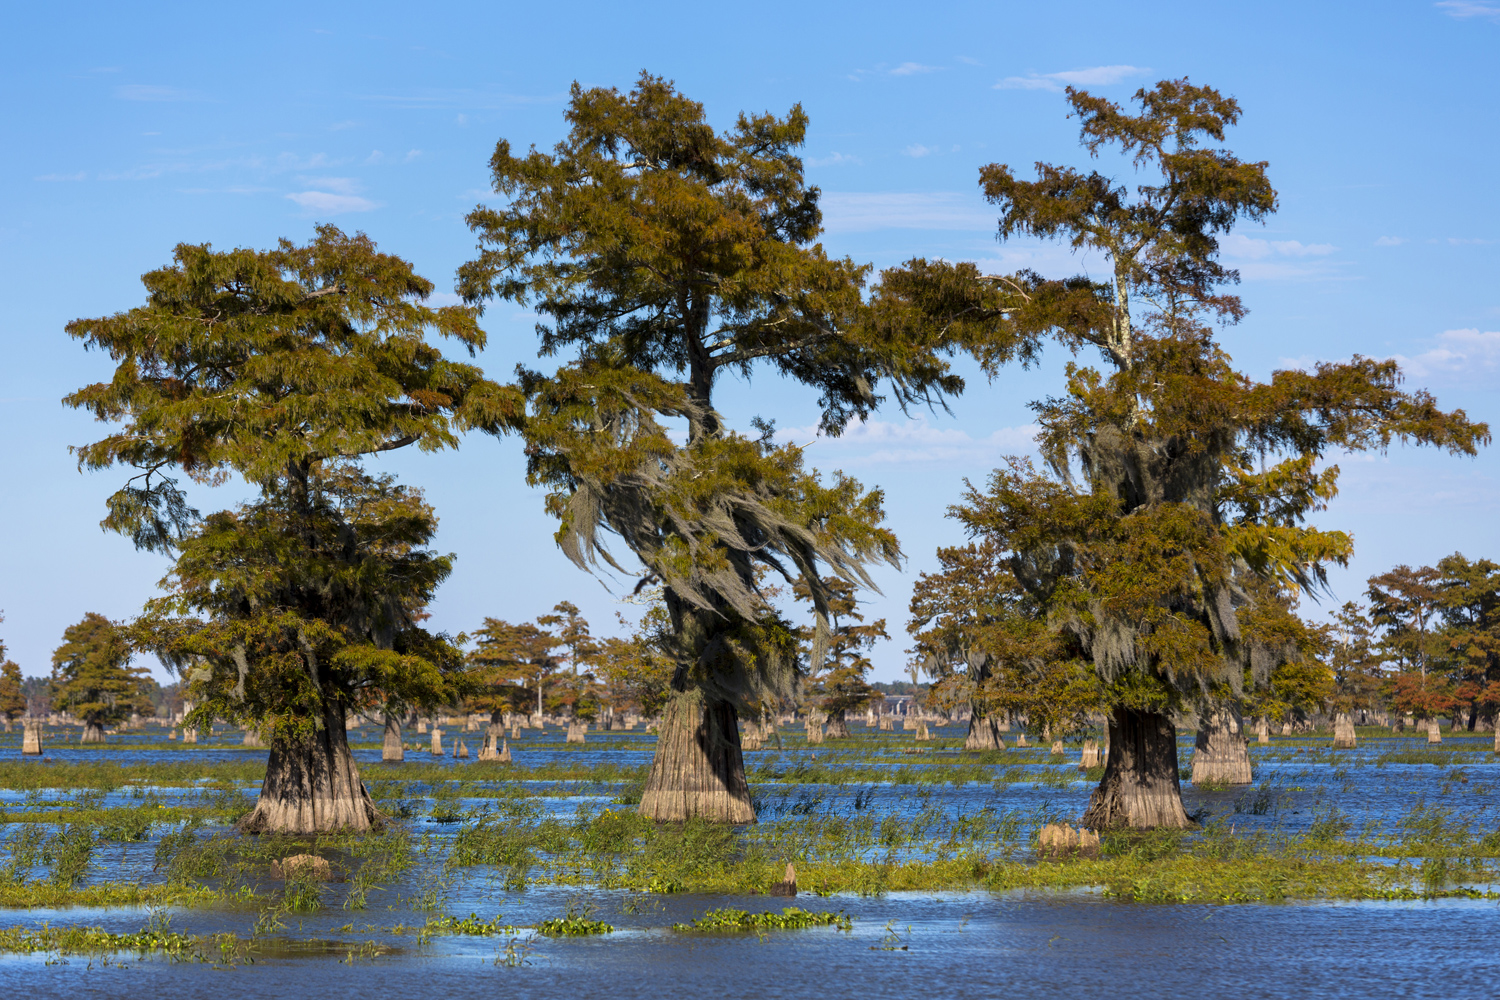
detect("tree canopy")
[50,612,151,731]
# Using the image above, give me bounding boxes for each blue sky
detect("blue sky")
[2,1,1498,682]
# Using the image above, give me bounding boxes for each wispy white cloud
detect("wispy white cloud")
[1221,235,1337,259]
[954,55,982,66]
[904,144,932,158]
[996,65,1149,92]
[820,192,993,233]
[295,176,361,194]
[1447,236,1493,245]
[773,417,1039,466]
[1392,328,1500,380]
[285,190,379,213]
[115,84,207,102]
[403,149,422,162]
[1375,236,1405,246]
[890,62,941,76]
[1436,1,1500,21]
[807,151,861,167]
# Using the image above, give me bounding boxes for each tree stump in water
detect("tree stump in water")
[81,721,106,744]
[1191,707,1253,785]
[1079,739,1101,769]
[825,714,850,740]
[1256,717,1270,744]
[1332,713,1357,749]
[916,721,932,742]
[455,739,469,759]
[566,723,586,744]
[740,721,763,752]
[382,716,404,763]
[1427,719,1442,744]
[769,863,797,897]
[1280,721,1292,736]
[168,729,178,741]
[805,716,825,745]
[430,728,443,755]
[638,691,753,824]
[1050,740,1064,756]
[498,739,511,763]
[21,719,43,756]
[879,717,894,732]
[1015,734,1029,747]
[417,720,428,734]
[965,714,1006,751]
[1038,823,1101,860]
[183,728,198,744]
[270,854,333,881]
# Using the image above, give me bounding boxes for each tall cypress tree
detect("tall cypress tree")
[871,79,1487,827]
[460,74,960,822]
[66,226,519,832]
[51,612,151,742]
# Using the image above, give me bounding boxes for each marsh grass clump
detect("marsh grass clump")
[674,907,852,932]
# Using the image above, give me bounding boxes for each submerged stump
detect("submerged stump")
[382,716,404,763]
[638,691,753,824]
[1191,706,1253,785]
[21,719,43,756]
[1427,719,1442,744]
[1333,713,1357,749]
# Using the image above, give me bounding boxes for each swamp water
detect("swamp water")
[0,722,1496,997]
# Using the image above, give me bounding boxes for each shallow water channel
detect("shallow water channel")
[0,722,1496,996]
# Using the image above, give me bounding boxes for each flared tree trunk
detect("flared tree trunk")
[21,719,42,755]
[239,700,383,834]
[825,712,850,740]
[964,712,1006,751]
[1256,716,1270,744]
[1190,706,1252,785]
[81,720,106,744]
[1081,706,1192,830]
[638,690,754,824]
[1427,718,1442,744]
[382,714,404,762]
[1333,712,1357,749]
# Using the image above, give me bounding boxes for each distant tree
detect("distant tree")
[879,79,1487,827]
[596,606,676,718]
[467,618,563,723]
[799,578,884,736]
[1434,553,1500,730]
[1317,601,1385,724]
[51,612,152,742]
[66,226,514,833]
[0,615,26,723]
[460,74,956,822]
[537,601,604,719]
[1368,564,1456,722]
[907,540,1098,748]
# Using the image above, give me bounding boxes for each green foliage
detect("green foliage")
[50,613,152,729]
[66,227,522,739]
[881,79,1486,719]
[460,73,958,712]
[673,907,851,932]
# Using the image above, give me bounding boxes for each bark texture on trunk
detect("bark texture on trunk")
[1333,712,1356,749]
[1190,706,1252,785]
[81,721,106,744]
[1256,716,1270,744]
[825,713,850,740]
[382,715,403,762]
[238,702,383,834]
[1427,718,1442,744]
[1081,706,1192,830]
[21,719,42,755]
[638,691,754,824]
[964,713,1006,751]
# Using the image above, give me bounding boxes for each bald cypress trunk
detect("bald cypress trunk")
[964,712,1006,750]
[1333,712,1357,749]
[638,690,753,824]
[81,721,106,744]
[1081,706,1191,829]
[1190,706,1252,785]
[382,714,404,762]
[825,712,850,740]
[239,699,383,834]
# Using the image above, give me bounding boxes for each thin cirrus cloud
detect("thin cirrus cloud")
[889,62,942,76]
[285,179,379,214]
[819,192,993,233]
[1435,1,1500,21]
[114,84,208,102]
[807,151,862,167]
[773,416,1039,466]
[996,65,1149,92]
